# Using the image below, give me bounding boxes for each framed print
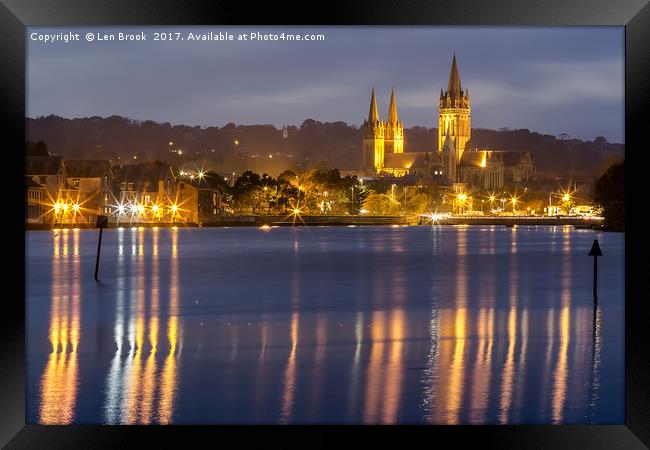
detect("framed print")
[2,0,649,448]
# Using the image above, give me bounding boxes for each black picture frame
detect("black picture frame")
[3,0,648,447]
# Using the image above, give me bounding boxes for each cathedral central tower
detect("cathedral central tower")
[438,54,471,164]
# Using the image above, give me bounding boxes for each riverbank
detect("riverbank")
[25,214,608,230]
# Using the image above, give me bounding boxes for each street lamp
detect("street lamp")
[488,195,496,215]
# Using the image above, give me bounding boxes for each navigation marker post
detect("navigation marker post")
[95,215,108,281]
[588,239,602,304]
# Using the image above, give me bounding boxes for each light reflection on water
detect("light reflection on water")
[27,226,624,424]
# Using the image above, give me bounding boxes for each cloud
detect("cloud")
[468,59,623,108]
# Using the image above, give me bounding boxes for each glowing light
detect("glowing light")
[72,203,80,212]
[117,203,126,215]
[138,205,145,215]
[53,202,62,213]
[178,150,183,156]
[152,205,159,213]
[62,203,69,212]
[171,204,178,213]
[457,193,467,201]
[259,224,271,231]
[179,170,186,176]
[562,194,570,202]
[234,139,239,146]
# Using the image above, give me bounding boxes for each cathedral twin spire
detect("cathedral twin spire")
[366,87,401,126]
[368,87,380,123]
[363,87,404,160]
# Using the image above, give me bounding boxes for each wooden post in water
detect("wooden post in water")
[95,215,108,281]
[588,239,602,304]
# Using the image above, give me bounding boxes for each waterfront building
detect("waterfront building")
[25,177,47,223]
[176,177,223,224]
[112,161,176,222]
[25,155,66,202]
[362,54,535,190]
[64,160,114,221]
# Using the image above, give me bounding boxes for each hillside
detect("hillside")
[26,115,623,178]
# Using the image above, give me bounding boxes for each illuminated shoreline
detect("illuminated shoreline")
[26,215,605,230]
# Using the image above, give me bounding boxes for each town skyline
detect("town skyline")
[28,26,624,143]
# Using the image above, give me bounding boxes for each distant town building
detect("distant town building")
[112,162,176,222]
[64,160,114,220]
[176,177,223,224]
[26,177,47,223]
[362,54,535,190]
[25,155,66,202]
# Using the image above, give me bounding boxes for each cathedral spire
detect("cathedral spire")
[368,87,380,123]
[447,53,462,97]
[387,88,399,124]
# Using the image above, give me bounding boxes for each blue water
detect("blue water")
[26,225,624,424]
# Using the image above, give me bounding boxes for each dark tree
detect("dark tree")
[26,140,49,156]
[593,162,624,231]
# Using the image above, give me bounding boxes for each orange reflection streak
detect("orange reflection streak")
[551,231,571,424]
[280,312,299,424]
[383,309,405,424]
[499,229,519,424]
[499,307,517,424]
[62,228,69,257]
[159,228,180,424]
[124,228,146,424]
[469,307,494,423]
[141,230,160,424]
[513,309,529,421]
[541,308,556,419]
[364,310,386,423]
[445,227,467,424]
[445,307,466,424]
[39,229,80,424]
[551,306,570,423]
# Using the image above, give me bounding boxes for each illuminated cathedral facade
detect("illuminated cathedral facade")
[362,54,534,189]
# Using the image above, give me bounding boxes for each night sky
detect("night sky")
[27,26,624,143]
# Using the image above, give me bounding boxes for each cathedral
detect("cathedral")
[362,54,534,190]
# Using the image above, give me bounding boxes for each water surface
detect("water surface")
[26,225,624,424]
